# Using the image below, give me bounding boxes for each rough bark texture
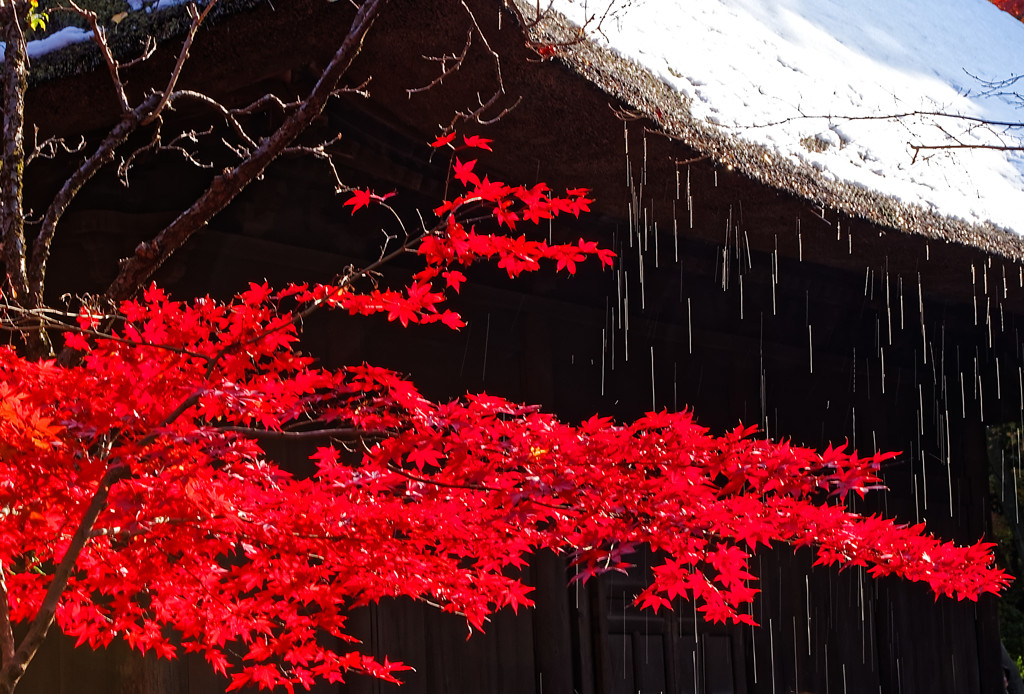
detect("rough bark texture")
[1,3,29,304]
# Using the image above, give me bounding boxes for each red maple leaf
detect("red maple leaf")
[344,189,373,212]
[431,132,457,148]
[452,158,479,187]
[463,134,493,151]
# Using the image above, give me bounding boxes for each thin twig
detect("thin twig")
[103,0,390,303]
[142,0,219,127]
[406,28,473,96]
[63,1,130,112]
[216,426,380,442]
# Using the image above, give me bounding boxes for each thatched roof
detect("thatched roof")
[515,0,1024,261]
[16,0,1024,270]
[25,0,261,84]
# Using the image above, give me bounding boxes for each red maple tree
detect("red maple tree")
[0,138,1009,694]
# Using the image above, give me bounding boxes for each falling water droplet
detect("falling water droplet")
[601,327,607,397]
[885,271,892,345]
[481,313,491,382]
[898,275,905,331]
[805,575,812,655]
[797,217,803,261]
[673,203,679,263]
[793,617,800,694]
[673,361,678,412]
[808,324,814,374]
[913,473,921,523]
[687,298,693,355]
[880,347,885,394]
[639,245,647,311]
[623,270,630,362]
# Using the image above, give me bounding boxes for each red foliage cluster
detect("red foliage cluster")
[992,0,1024,19]
[0,137,1008,691]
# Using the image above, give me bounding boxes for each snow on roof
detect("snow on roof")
[544,0,1024,237]
[1,1,195,61]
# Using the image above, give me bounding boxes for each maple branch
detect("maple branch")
[385,462,573,511]
[142,1,218,127]
[103,0,389,303]
[0,462,129,694]
[23,127,87,167]
[0,563,14,668]
[407,28,474,95]
[438,1,521,129]
[216,425,380,442]
[166,89,260,153]
[0,370,217,692]
[61,1,130,113]
[503,0,615,58]
[221,220,434,359]
[0,299,218,362]
[28,94,163,311]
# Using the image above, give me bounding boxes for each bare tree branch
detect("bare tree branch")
[167,89,260,152]
[24,127,87,168]
[0,563,14,669]
[104,0,390,303]
[910,141,1024,162]
[0,461,129,694]
[216,426,375,442]
[142,1,219,128]
[407,28,474,96]
[744,109,1024,132]
[28,93,162,311]
[62,1,131,113]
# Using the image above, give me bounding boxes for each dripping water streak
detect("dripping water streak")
[808,324,813,374]
[806,575,812,655]
[601,327,606,396]
[673,202,679,263]
[797,217,803,261]
[687,298,692,354]
[898,275,905,330]
[481,313,491,382]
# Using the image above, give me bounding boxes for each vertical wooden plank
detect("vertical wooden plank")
[961,418,1004,694]
[522,314,575,694]
[11,629,61,694]
[571,580,597,694]
[590,576,614,694]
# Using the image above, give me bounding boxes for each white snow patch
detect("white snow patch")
[0,26,92,61]
[4,0,199,60]
[27,26,92,58]
[549,0,1024,234]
